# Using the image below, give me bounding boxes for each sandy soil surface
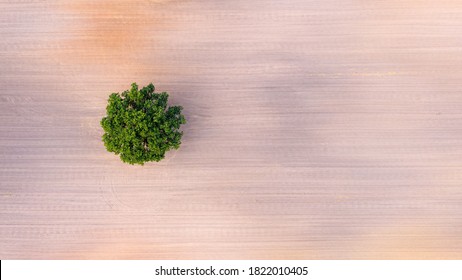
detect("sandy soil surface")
[1,0,462,259]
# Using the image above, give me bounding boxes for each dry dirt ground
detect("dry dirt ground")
[1,0,462,259]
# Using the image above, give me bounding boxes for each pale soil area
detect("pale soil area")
[1,0,462,259]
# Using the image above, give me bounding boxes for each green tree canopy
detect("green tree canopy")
[101,83,186,165]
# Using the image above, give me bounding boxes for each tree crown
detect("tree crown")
[101,83,186,165]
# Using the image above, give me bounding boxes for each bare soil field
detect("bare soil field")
[1,0,462,259]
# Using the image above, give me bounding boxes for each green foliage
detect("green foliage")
[101,83,186,165]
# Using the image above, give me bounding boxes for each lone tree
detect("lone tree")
[101,83,186,165]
